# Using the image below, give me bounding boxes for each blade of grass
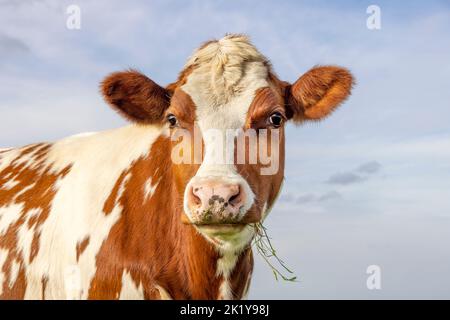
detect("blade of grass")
[252,222,297,282]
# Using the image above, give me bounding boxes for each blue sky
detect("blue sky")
[1,0,450,298]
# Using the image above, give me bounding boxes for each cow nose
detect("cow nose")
[187,181,246,224]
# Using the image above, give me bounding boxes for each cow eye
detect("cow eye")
[167,114,178,127]
[268,112,283,127]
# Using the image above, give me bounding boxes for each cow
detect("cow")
[0,34,353,300]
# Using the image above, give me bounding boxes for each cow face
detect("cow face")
[101,35,353,250]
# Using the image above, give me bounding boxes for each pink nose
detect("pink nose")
[187,180,246,224]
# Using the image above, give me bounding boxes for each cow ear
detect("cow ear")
[286,66,354,122]
[101,70,170,124]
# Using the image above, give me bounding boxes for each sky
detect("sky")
[1,0,450,299]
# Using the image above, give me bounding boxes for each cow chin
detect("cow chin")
[195,223,256,252]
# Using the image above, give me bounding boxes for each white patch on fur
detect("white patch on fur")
[12,144,48,171]
[143,176,159,201]
[213,225,256,299]
[0,148,20,173]
[155,285,173,300]
[216,251,239,278]
[17,223,36,267]
[261,202,269,221]
[181,35,269,226]
[216,250,239,300]
[64,265,82,300]
[119,271,144,300]
[0,248,8,296]
[0,179,19,190]
[8,258,20,288]
[0,203,23,236]
[65,132,97,140]
[216,228,255,300]
[0,124,163,299]
[118,173,132,199]
[219,280,233,300]
[214,226,255,300]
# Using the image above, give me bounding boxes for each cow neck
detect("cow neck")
[118,135,252,299]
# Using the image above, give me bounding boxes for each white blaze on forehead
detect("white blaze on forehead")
[181,35,270,223]
[181,35,270,161]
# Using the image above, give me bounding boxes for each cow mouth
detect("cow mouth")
[195,223,246,234]
[181,212,258,242]
[195,223,251,244]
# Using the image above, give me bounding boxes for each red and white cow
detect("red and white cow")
[0,34,353,299]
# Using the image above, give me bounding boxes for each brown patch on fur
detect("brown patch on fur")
[246,87,286,128]
[41,275,48,300]
[167,89,197,125]
[76,236,90,262]
[103,170,128,216]
[101,70,170,124]
[287,65,354,122]
[0,143,72,299]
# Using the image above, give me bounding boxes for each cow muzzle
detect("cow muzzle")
[185,179,247,226]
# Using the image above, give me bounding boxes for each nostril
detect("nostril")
[193,194,201,205]
[228,186,241,207]
[191,187,202,205]
[228,193,239,204]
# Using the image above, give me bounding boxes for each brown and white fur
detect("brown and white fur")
[0,34,353,299]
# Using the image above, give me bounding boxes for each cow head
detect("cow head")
[101,35,353,251]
